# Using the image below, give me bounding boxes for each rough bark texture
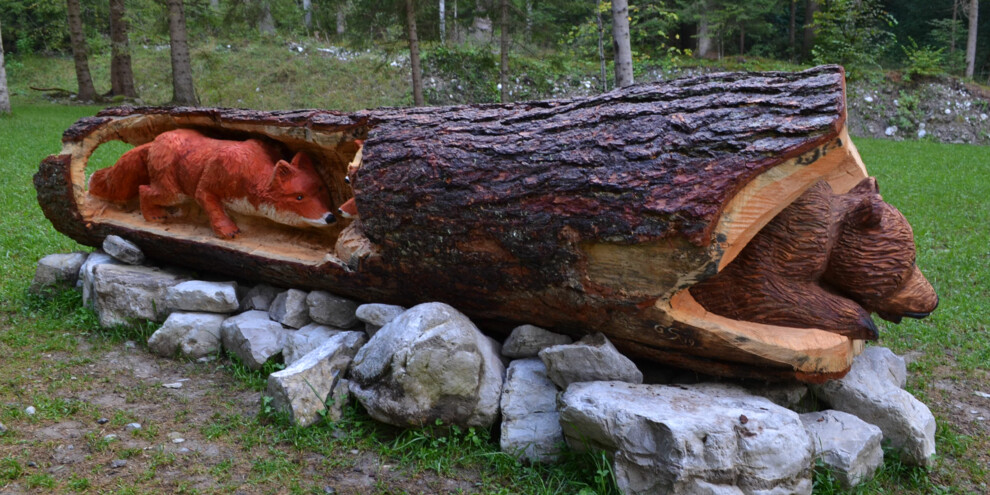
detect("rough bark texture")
[66,0,97,102]
[610,0,633,87]
[37,67,892,382]
[166,0,197,106]
[966,0,979,78]
[803,0,818,60]
[406,0,424,106]
[109,0,137,98]
[499,0,509,102]
[0,19,10,114]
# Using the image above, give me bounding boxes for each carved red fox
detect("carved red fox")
[88,129,336,239]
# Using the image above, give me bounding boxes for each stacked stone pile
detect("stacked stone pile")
[32,242,941,494]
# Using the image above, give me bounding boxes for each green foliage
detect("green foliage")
[811,0,897,80]
[424,43,500,103]
[927,18,967,75]
[901,38,946,82]
[893,90,923,132]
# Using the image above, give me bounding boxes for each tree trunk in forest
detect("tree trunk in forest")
[337,7,347,35]
[439,0,446,43]
[595,0,607,92]
[697,11,712,58]
[611,0,633,87]
[35,66,939,383]
[499,0,509,102]
[789,0,797,61]
[951,0,959,54]
[166,0,197,106]
[109,0,137,98]
[0,19,10,114]
[803,0,818,60]
[739,24,745,55]
[259,1,276,35]
[303,0,313,31]
[966,0,978,78]
[66,0,97,102]
[405,0,424,106]
[525,0,532,42]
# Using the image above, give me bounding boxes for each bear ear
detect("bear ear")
[847,196,884,228]
[849,177,880,195]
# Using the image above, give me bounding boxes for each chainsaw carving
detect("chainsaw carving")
[35,66,938,382]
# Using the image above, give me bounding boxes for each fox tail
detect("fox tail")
[88,143,152,201]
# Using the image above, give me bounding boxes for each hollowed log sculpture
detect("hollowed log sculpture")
[35,65,938,382]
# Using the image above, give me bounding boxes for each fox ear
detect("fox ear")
[847,196,884,228]
[290,152,312,169]
[270,160,295,185]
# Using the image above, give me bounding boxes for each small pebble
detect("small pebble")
[970,410,979,414]
[104,434,117,441]
[177,447,191,454]
[25,406,36,416]
[172,438,185,444]
[27,462,37,468]
[0,422,7,433]
[125,422,142,432]
[349,449,359,455]
[162,382,183,389]
[111,459,127,469]
[974,391,990,399]
[97,417,109,425]
[124,341,136,348]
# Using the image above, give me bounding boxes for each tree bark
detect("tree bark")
[789,0,797,60]
[166,0,197,105]
[259,1,276,35]
[405,0,424,106]
[303,0,313,31]
[697,11,712,58]
[611,0,634,87]
[337,6,347,35]
[0,19,10,114]
[966,0,979,78]
[66,0,97,102]
[739,24,745,55]
[33,66,921,382]
[595,0,607,91]
[499,0,509,102]
[803,0,818,60]
[109,0,138,98]
[439,0,446,43]
[951,0,959,54]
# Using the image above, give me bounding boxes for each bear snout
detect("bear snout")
[872,265,939,322]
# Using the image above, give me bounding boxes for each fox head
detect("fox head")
[824,178,938,323]
[263,151,336,228]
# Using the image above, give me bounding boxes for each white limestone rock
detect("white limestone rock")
[801,410,884,488]
[559,381,814,495]
[810,346,936,467]
[282,323,343,366]
[148,312,225,359]
[220,311,287,370]
[501,324,572,358]
[165,280,239,313]
[269,289,311,329]
[239,283,281,311]
[30,252,89,294]
[307,290,360,328]
[539,333,642,389]
[92,264,189,327]
[78,251,122,309]
[355,303,406,336]
[349,302,505,428]
[102,235,145,265]
[266,331,367,426]
[499,358,563,462]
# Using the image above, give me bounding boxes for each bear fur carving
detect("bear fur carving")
[690,177,938,340]
[88,129,336,239]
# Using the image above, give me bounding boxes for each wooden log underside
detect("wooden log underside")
[35,65,909,382]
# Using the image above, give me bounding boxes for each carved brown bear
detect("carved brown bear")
[690,177,938,340]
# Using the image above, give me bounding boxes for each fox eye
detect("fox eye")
[296,195,304,201]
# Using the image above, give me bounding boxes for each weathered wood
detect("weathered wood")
[35,66,932,382]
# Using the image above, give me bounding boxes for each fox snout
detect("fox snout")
[324,212,337,224]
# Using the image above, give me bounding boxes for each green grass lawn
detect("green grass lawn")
[1,101,988,494]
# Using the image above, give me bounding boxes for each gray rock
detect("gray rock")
[282,323,344,366]
[801,410,884,488]
[349,302,505,428]
[810,347,936,467]
[269,289,312,329]
[30,252,89,294]
[267,331,367,426]
[78,251,121,309]
[102,235,145,265]
[147,312,225,359]
[110,459,127,469]
[240,283,281,311]
[355,303,406,336]
[745,381,811,411]
[125,422,141,431]
[220,311,286,370]
[539,333,642,389]
[560,382,814,495]
[92,264,189,327]
[307,290,360,328]
[502,324,573,358]
[165,280,239,313]
[499,358,563,462]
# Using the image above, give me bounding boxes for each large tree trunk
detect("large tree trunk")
[697,10,712,58]
[66,0,97,102]
[966,0,979,78]
[499,0,509,102]
[803,0,818,60]
[0,19,9,114]
[405,0,424,106]
[303,0,313,31]
[610,0,633,87]
[109,0,137,98]
[789,0,797,61]
[35,66,937,382]
[595,0,607,91]
[166,0,197,105]
[439,0,446,43]
[259,1,276,35]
